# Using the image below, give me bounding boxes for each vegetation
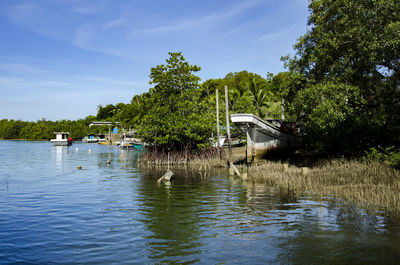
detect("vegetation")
[283,0,400,154]
[136,52,214,151]
[365,146,400,168]
[0,118,92,140]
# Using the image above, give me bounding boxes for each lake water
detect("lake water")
[1,140,400,264]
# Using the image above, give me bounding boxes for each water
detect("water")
[1,140,400,264]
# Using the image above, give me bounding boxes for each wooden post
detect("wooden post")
[246,126,254,164]
[216,89,221,160]
[224,86,233,175]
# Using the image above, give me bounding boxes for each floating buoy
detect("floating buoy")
[88,149,91,153]
[77,166,82,170]
[75,147,78,151]
[106,160,111,165]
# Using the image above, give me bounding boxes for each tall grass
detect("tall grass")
[248,159,400,216]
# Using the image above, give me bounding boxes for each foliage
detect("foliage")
[137,52,214,150]
[96,104,116,120]
[288,0,400,86]
[365,146,400,168]
[201,70,282,120]
[0,118,91,140]
[288,82,364,152]
[283,0,400,153]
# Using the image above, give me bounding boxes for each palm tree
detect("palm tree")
[247,76,272,118]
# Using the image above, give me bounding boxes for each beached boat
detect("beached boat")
[231,114,305,159]
[51,132,72,146]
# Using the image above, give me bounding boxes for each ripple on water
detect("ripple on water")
[1,141,400,264]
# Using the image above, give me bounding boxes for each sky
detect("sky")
[0,0,309,121]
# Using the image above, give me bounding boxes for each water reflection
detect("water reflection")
[136,168,208,263]
[54,146,65,174]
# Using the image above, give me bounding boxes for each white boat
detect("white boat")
[50,132,72,146]
[230,114,305,160]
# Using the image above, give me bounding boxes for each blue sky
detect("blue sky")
[0,0,309,121]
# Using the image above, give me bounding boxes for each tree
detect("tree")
[289,82,364,152]
[137,52,214,150]
[285,0,400,152]
[246,76,271,118]
[96,104,116,120]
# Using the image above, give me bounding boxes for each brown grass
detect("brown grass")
[247,159,400,216]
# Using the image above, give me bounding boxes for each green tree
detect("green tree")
[289,82,364,152]
[137,52,214,150]
[245,76,271,118]
[285,0,400,152]
[96,104,116,120]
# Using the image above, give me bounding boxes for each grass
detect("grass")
[246,159,400,216]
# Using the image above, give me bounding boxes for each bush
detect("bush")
[365,146,400,168]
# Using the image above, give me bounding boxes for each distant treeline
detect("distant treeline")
[0,118,110,140]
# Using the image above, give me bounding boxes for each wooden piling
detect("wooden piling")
[224,85,233,175]
[216,89,221,160]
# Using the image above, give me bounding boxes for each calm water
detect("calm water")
[1,140,400,264]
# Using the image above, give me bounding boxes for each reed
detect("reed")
[247,159,400,216]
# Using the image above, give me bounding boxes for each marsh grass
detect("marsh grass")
[247,159,400,216]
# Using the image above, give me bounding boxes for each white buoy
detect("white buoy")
[88,149,91,153]
[75,147,78,151]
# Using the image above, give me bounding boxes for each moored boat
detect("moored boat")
[51,132,72,146]
[231,114,305,160]
[82,134,106,143]
[117,128,145,150]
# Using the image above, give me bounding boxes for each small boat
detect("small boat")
[82,134,106,143]
[51,132,72,146]
[117,139,144,150]
[231,114,305,159]
[117,128,145,150]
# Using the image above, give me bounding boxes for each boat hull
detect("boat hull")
[50,140,71,146]
[231,114,304,160]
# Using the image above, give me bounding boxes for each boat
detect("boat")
[50,132,72,146]
[118,141,144,150]
[230,114,305,159]
[82,134,106,143]
[117,128,145,150]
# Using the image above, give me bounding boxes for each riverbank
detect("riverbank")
[209,146,400,217]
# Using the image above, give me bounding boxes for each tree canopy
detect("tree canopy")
[136,52,214,150]
[284,0,400,153]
